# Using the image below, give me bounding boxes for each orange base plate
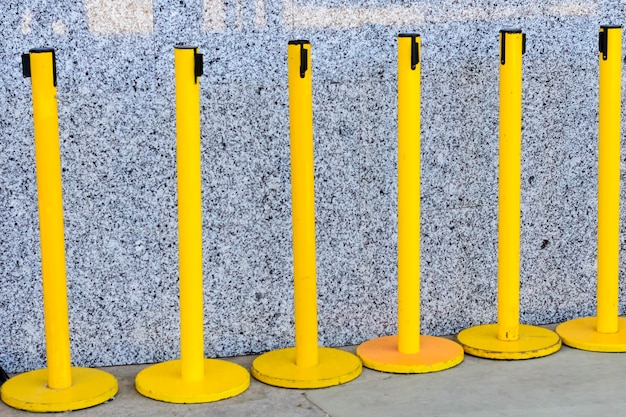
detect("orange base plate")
[357,335,464,373]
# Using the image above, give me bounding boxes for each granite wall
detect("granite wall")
[1,1,625,373]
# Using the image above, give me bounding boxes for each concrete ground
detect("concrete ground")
[1,325,624,417]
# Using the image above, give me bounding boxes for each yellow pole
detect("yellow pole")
[134,48,250,402]
[355,34,464,372]
[2,48,118,412]
[497,30,524,342]
[250,41,361,387]
[458,31,560,359]
[175,46,204,382]
[288,40,318,368]
[597,26,622,334]
[29,49,72,390]
[397,34,421,354]
[554,26,626,351]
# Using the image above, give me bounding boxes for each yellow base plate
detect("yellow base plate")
[251,347,362,389]
[0,367,117,412]
[356,335,464,373]
[135,358,249,403]
[457,323,561,360]
[556,316,626,352]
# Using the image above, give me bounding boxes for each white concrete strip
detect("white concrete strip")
[205,0,227,31]
[151,0,594,33]
[235,0,243,30]
[284,0,294,30]
[545,1,596,17]
[288,1,597,28]
[21,8,32,35]
[85,0,153,35]
[255,0,267,29]
[52,20,67,35]
[288,5,426,28]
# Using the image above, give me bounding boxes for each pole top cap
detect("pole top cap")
[29,47,55,54]
[23,48,57,86]
[288,40,310,45]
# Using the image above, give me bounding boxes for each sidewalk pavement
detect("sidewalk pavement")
[1,325,624,416]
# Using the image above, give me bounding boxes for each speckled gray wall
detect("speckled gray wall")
[1,1,625,373]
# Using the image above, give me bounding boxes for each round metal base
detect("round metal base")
[457,323,561,360]
[356,335,464,373]
[251,347,362,389]
[556,317,626,352]
[0,367,117,412]
[135,359,249,403]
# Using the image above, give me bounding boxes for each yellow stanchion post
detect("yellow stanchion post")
[251,40,362,388]
[135,46,249,403]
[0,48,118,412]
[356,34,464,373]
[457,30,562,359]
[556,26,626,352]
